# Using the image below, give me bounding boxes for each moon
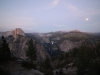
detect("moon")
[86,18,89,21]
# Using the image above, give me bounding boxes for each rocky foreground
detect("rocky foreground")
[0,61,44,75]
[0,61,77,75]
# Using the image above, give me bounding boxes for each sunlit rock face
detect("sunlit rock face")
[0,28,25,38]
[14,28,25,38]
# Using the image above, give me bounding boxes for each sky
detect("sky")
[0,0,100,33]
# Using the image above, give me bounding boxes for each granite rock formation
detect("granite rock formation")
[5,28,50,62]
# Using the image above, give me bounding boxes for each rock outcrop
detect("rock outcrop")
[0,28,25,38]
[6,28,50,62]
[1,62,44,75]
[59,40,82,52]
[8,37,49,62]
[14,28,25,38]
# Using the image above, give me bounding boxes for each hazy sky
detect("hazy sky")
[0,0,100,33]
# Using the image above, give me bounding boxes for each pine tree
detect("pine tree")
[0,36,11,62]
[26,39,37,63]
[43,57,51,69]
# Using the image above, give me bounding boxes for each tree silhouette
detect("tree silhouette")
[26,39,37,63]
[0,36,11,62]
[74,44,100,75]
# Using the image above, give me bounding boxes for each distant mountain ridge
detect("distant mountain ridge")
[24,29,100,57]
[0,28,100,58]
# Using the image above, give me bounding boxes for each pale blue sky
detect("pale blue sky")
[0,0,100,32]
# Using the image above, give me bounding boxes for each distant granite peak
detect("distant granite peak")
[14,28,25,37]
[4,28,25,38]
[70,29,80,32]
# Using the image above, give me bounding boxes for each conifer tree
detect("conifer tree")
[26,39,37,63]
[0,36,11,62]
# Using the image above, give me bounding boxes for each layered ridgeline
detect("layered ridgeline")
[26,30,100,57]
[0,28,100,59]
[0,28,50,62]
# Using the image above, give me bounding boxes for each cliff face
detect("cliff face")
[5,28,50,62]
[36,43,50,62]
[39,31,100,53]
[8,35,49,62]
[40,33,82,52]
[8,35,28,59]
[14,28,25,38]
[59,40,81,52]
[0,28,25,38]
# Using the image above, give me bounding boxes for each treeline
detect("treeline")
[0,36,11,63]
[0,36,11,75]
[52,43,100,75]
